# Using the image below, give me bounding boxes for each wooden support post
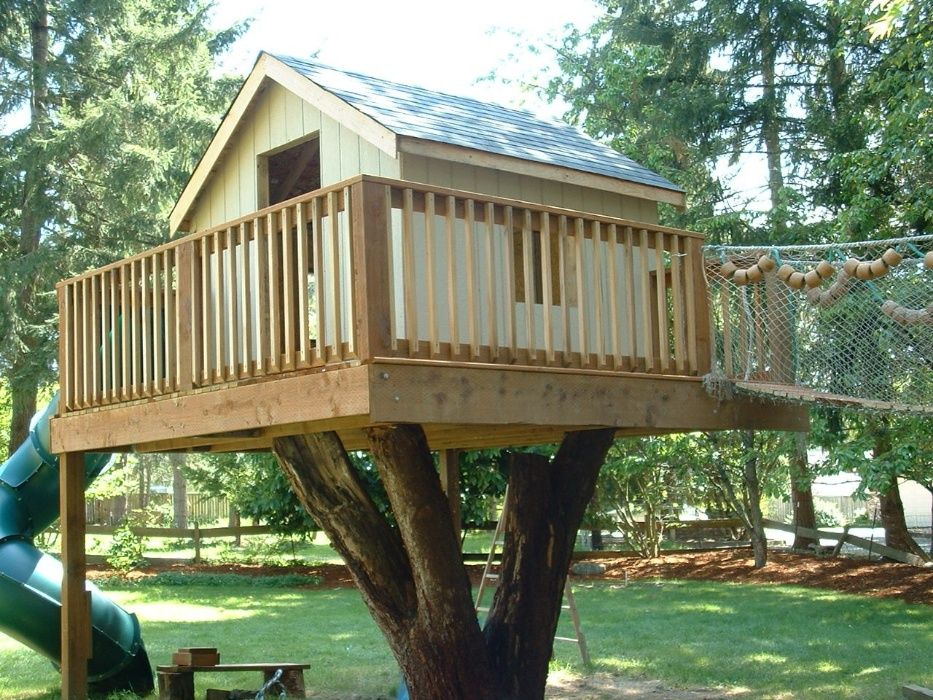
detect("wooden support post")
[60,451,90,700]
[350,178,392,362]
[440,449,461,543]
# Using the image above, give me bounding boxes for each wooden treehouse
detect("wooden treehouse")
[51,53,804,459]
[50,53,805,697]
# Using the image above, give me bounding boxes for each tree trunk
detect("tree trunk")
[484,429,614,698]
[272,426,614,699]
[170,454,188,529]
[790,433,818,550]
[742,432,768,568]
[871,421,927,560]
[229,508,241,547]
[7,1,50,456]
[878,475,927,559]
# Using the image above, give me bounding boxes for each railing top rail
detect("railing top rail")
[358,174,706,241]
[56,175,366,288]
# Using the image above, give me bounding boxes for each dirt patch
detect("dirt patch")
[569,548,933,605]
[88,547,933,604]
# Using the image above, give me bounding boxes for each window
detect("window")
[258,135,321,208]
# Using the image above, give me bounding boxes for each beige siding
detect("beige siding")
[188,80,400,232]
[400,154,660,225]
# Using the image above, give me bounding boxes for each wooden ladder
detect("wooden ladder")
[474,488,590,665]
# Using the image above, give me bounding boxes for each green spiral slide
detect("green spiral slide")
[0,395,154,694]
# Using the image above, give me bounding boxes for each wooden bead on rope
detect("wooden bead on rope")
[925,250,933,269]
[720,260,738,278]
[777,264,795,282]
[869,258,888,278]
[855,262,873,280]
[746,264,763,283]
[815,261,835,279]
[733,269,749,285]
[843,258,860,276]
[788,272,806,289]
[758,254,776,272]
[881,248,902,267]
[804,270,822,288]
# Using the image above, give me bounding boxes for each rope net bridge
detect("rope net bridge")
[704,235,933,415]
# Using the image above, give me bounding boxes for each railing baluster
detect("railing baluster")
[465,199,478,359]
[574,218,587,366]
[342,187,355,357]
[670,235,686,373]
[153,253,163,393]
[558,215,570,360]
[199,236,211,383]
[638,229,654,372]
[522,209,537,361]
[296,203,310,367]
[100,273,111,403]
[212,231,224,382]
[163,249,176,392]
[445,195,459,358]
[238,222,252,377]
[402,188,417,356]
[425,192,438,356]
[327,190,342,361]
[311,198,325,363]
[721,284,734,376]
[268,213,282,371]
[655,230,670,373]
[684,238,699,374]
[484,202,498,359]
[591,221,605,368]
[226,225,239,379]
[539,212,553,363]
[606,224,622,369]
[623,227,637,368]
[282,205,296,369]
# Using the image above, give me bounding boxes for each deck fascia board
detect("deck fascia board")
[50,364,371,453]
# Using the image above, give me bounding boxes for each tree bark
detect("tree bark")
[869,419,927,560]
[742,432,768,568]
[170,453,188,529]
[790,433,818,550]
[878,475,927,559]
[273,428,499,700]
[272,426,614,699]
[484,429,615,698]
[8,0,49,456]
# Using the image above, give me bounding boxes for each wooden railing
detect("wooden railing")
[58,181,355,412]
[57,175,710,414]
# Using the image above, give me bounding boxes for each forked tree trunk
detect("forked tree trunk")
[272,425,613,699]
[742,432,768,569]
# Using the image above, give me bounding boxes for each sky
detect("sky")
[210,0,602,118]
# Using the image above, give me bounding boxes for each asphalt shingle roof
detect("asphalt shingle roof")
[273,54,683,195]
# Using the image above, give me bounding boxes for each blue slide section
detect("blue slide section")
[0,395,153,694]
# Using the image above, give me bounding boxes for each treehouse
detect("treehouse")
[47,53,813,699]
[51,53,805,459]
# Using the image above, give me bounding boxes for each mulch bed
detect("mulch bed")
[87,548,932,605]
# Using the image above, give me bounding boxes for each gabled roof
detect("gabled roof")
[274,55,682,196]
[170,53,684,233]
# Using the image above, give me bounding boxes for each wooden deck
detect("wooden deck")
[51,175,806,453]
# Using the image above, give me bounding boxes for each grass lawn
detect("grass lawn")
[0,578,929,699]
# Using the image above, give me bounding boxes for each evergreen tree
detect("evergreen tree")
[0,0,242,453]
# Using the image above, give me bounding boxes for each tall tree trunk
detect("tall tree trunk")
[790,433,818,550]
[272,425,613,699]
[8,0,50,455]
[170,453,188,529]
[871,421,927,559]
[742,432,768,568]
[229,508,242,547]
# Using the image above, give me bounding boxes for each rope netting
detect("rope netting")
[704,235,933,415]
